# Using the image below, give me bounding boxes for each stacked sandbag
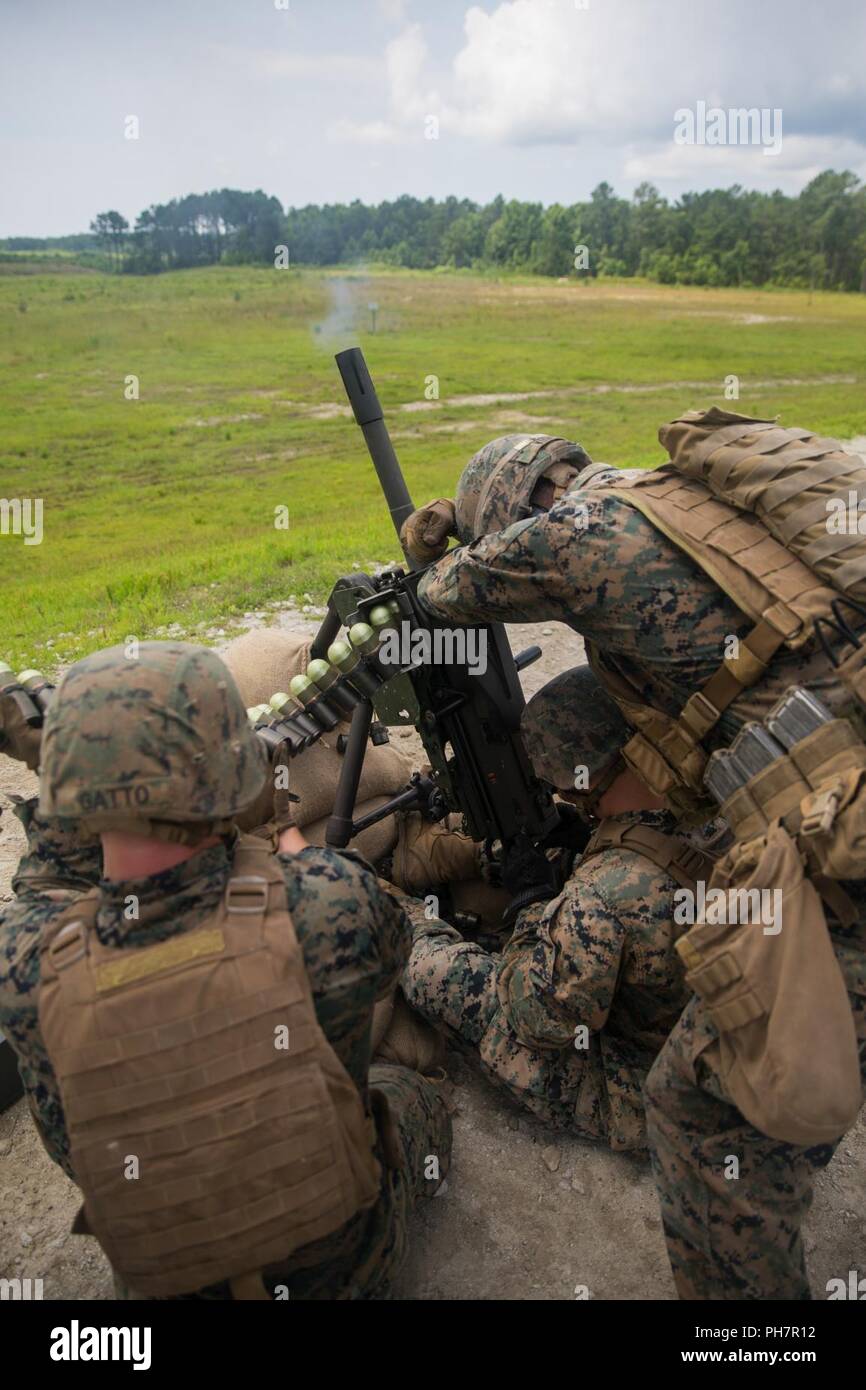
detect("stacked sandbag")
[223,628,413,862]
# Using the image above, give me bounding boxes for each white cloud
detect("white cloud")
[333,23,441,143]
[333,0,866,173]
[624,133,866,193]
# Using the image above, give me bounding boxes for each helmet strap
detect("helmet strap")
[566,754,624,818]
[84,816,234,846]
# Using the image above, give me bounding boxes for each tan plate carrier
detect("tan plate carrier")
[38,835,382,1298]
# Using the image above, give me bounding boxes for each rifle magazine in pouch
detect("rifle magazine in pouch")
[719,755,813,842]
[675,823,862,1146]
[787,718,866,879]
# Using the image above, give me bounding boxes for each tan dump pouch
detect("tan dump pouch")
[38,836,382,1298]
[676,823,862,1145]
[659,407,866,604]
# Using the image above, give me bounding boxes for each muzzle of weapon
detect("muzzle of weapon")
[327,636,383,699]
[305,657,363,718]
[0,662,43,726]
[288,673,342,731]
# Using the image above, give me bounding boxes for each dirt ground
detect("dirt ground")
[1,614,864,1301]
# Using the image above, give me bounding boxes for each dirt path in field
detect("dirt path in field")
[288,374,859,429]
[2,610,864,1301]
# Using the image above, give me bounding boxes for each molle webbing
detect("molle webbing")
[610,468,839,648]
[37,836,381,1297]
[581,819,714,892]
[590,468,843,803]
[660,410,866,601]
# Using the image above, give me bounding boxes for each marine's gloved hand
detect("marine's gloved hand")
[400,498,457,564]
[501,835,559,929]
[0,693,43,771]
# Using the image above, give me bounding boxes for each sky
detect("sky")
[2,0,865,236]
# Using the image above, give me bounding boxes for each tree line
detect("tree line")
[4,172,865,290]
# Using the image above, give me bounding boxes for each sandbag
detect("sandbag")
[224,629,414,853]
[676,823,862,1145]
[302,797,399,867]
[391,811,480,893]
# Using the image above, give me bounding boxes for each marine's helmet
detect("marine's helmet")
[39,642,269,844]
[521,666,629,794]
[454,434,592,543]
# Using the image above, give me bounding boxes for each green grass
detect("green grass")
[2,263,866,671]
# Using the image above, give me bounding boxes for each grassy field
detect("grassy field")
[2,263,866,671]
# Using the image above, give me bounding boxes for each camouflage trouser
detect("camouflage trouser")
[402,917,611,1141]
[115,1063,451,1301]
[331,1061,453,1301]
[644,990,866,1300]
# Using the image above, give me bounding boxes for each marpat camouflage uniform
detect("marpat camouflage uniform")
[418,489,857,748]
[644,887,866,1300]
[403,809,692,1151]
[0,826,451,1299]
[417,475,865,1295]
[10,797,102,896]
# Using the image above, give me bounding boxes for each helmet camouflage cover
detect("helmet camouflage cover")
[521,666,629,791]
[39,642,269,841]
[454,434,592,543]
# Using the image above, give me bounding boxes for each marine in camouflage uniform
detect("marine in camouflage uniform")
[402,667,697,1151]
[413,440,857,750]
[0,643,451,1301]
[403,432,866,1297]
